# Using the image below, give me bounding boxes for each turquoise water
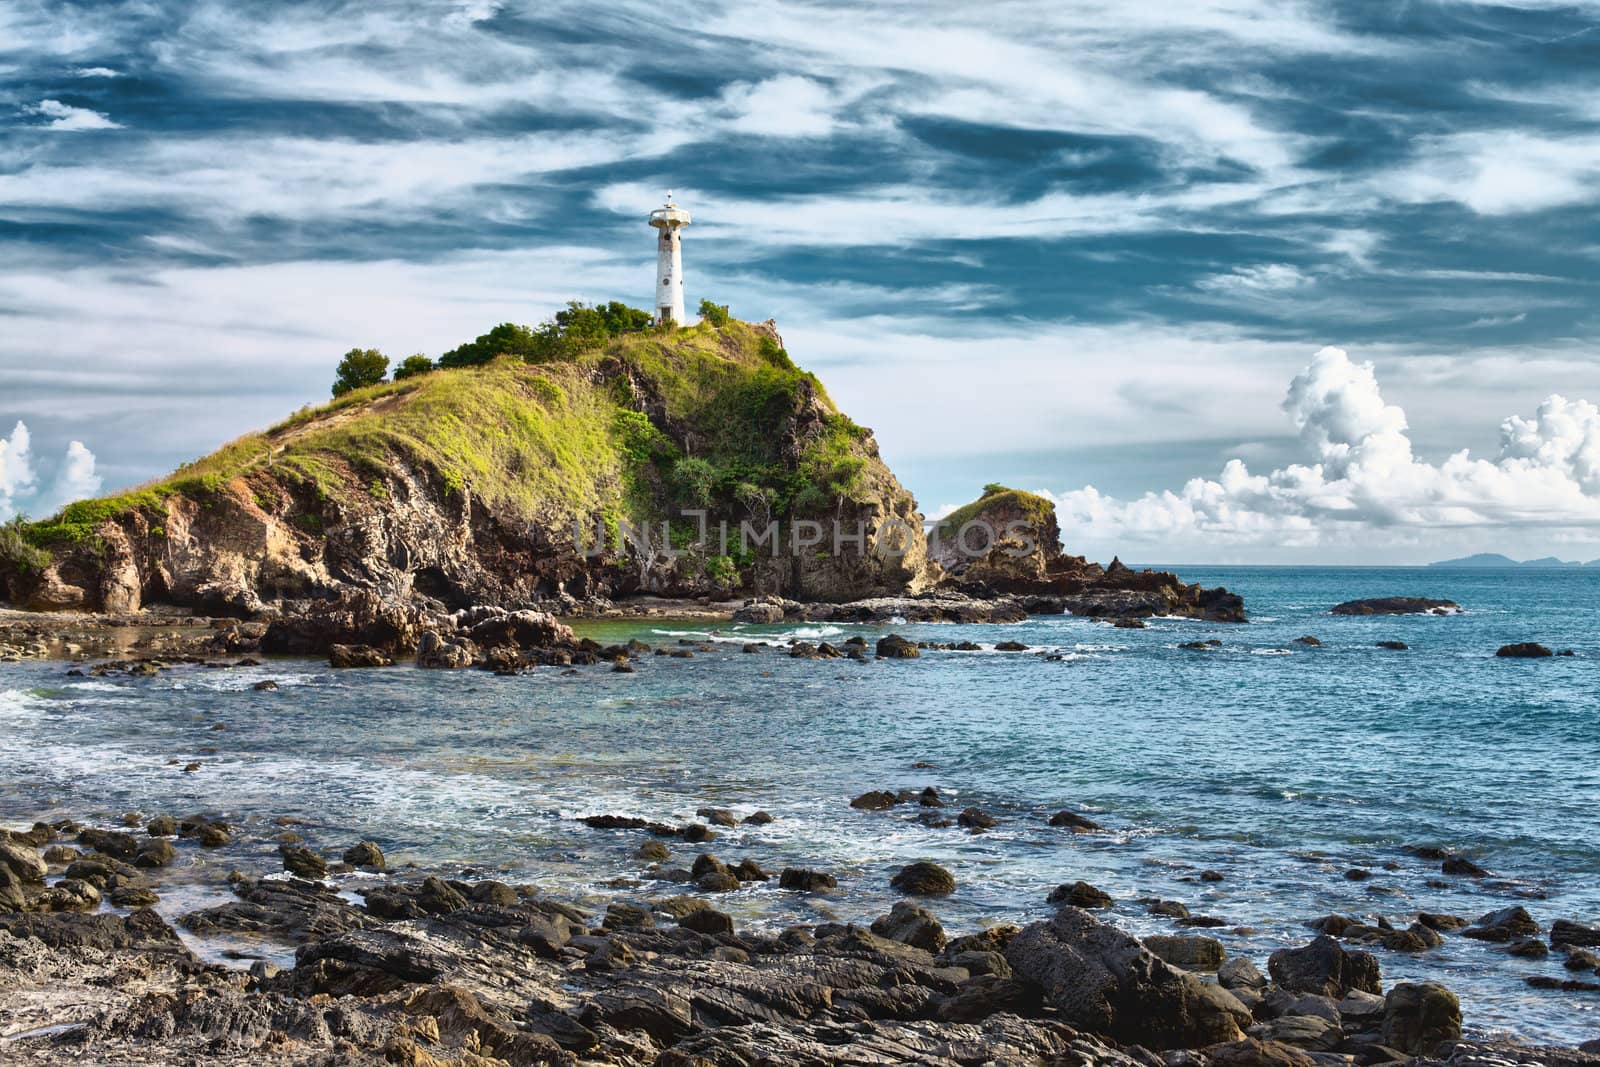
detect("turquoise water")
[1,565,1597,1043]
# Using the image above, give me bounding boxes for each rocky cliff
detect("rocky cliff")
[927,485,1245,622]
[1,320,927,620]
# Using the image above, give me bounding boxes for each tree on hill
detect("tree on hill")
[393,354,435,381]
[437,301,654,369]
[332,348,389,397]
[698,299,730,327]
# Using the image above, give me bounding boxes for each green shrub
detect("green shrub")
[393,354,435,380]
[672,457,718,508]
[332,348,389,397]
[0,516,50,574]
[698,299,730,327]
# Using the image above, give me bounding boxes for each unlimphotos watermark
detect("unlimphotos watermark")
[570,510,1038,560]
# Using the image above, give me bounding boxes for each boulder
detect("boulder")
[1330,598,1459,615]
[0,841,48,885]
[1462,905,1539,942]
[1267,935,1381,998]
[679,907,734,936]
[778,868,836,892]
[1381,982,1461,1055]
[416,630,476,669]
[870,900,947,952]
[342,841,386,870]
[328,644,393,669]
[1496,643,1553,658]
[891,862,956,896]
[875,634,921,659]
[1208,1038,1317,1067]
[1219,956,1267,991]
[850,790,899,811]
[1552,919,1600,948]
[957,807,997,829]
[1048,810,1103,832]
[1048,880,1114,909]
[1441,855,1488,877]
[1004,906,1250,1049]
[1143,934,1225,971]
[278,845,328,880]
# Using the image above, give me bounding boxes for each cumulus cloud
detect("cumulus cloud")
[1044,347,1600,546]
[23,98,121,130]
[0,421,102,520]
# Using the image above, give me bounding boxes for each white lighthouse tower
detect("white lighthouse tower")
[648,191,690,325]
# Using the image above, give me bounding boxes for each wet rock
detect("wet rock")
[251,679,279,690]
[1562,948,1600,971]
[603,901,655,930]
[681,823,715,843]
[679,907,734,936]
[1201,870,1226,882]
[145,815,177,836]
[0,841,48,885]
[730,859,768,882]
[342,840,385,870]
[892,862,956,896]
[742,810,773,825]
[1268,934,1381,998]
[1496,642,1553,658]
[994,640,1029,651]
[1293,636,1322,646]
[956,807,997,829]
[1047,880,1113,909]
[517,914,573,957]
[1209,1038,1318,1067]
[1048,810,1103,832]
[1506,938,1550,959]
[1417,912,1470,931]
[1552,919,1600,948]
[1382,982,1461,1055]
[918,787,944,807]
[850,789,899,811]
[328,643,393,668]
[1331,598,1459,615]
[1005,906,1250,1049]
[183,875,374,941]
[1461,905,1539,942]
[697,870,740,893]
[279,844,328,880]
[416,629,477,669]
[1144,934,1225,971]
[1219,956,1267,992]
[77,827,138,860]
[1250,1013,1341,1052]
[197,822,232,847]
[695,806,737,827]
[875,634,920,659]
[41,844,79,866]
[584,814,677,836]
[1376,640,1408,650]
[1149,900,1191,919]
[871,900,947,952]
[134,838,176,868]
[637,839,671,862]
[1441,855,1488,877]
[778,867,837,892]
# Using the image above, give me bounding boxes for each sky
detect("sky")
[3,0,1600,564]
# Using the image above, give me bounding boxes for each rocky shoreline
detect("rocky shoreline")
[3,803,1599,1067]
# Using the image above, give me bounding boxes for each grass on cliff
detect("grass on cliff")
[930,484,1056,542]
[21,319,877,551]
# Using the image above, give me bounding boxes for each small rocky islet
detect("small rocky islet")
[5,802,1600,1067]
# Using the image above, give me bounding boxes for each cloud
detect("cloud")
[1389,132,1600,215]
[71,66,121,77]
[1043,347,1600,548]
[1195,263,1314,293]
[0,421,99,520]
[22,98,121,131]
[722,76,844,138]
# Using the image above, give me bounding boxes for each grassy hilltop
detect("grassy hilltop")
[2,314,927,612]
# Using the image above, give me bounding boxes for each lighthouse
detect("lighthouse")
[648,191,690,325]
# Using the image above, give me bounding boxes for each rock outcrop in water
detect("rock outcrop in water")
[1330,598,1461,616]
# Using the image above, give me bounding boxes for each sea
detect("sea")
[1,565,1597,1044]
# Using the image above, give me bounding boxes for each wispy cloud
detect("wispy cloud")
[21,98,121,130]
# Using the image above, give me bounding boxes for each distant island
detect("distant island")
[1429,553,1591,568]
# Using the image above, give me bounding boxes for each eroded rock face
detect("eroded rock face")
[1383,981,1462,1054]
[1004,906,1250,1049]
[1267,935,1382,998]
